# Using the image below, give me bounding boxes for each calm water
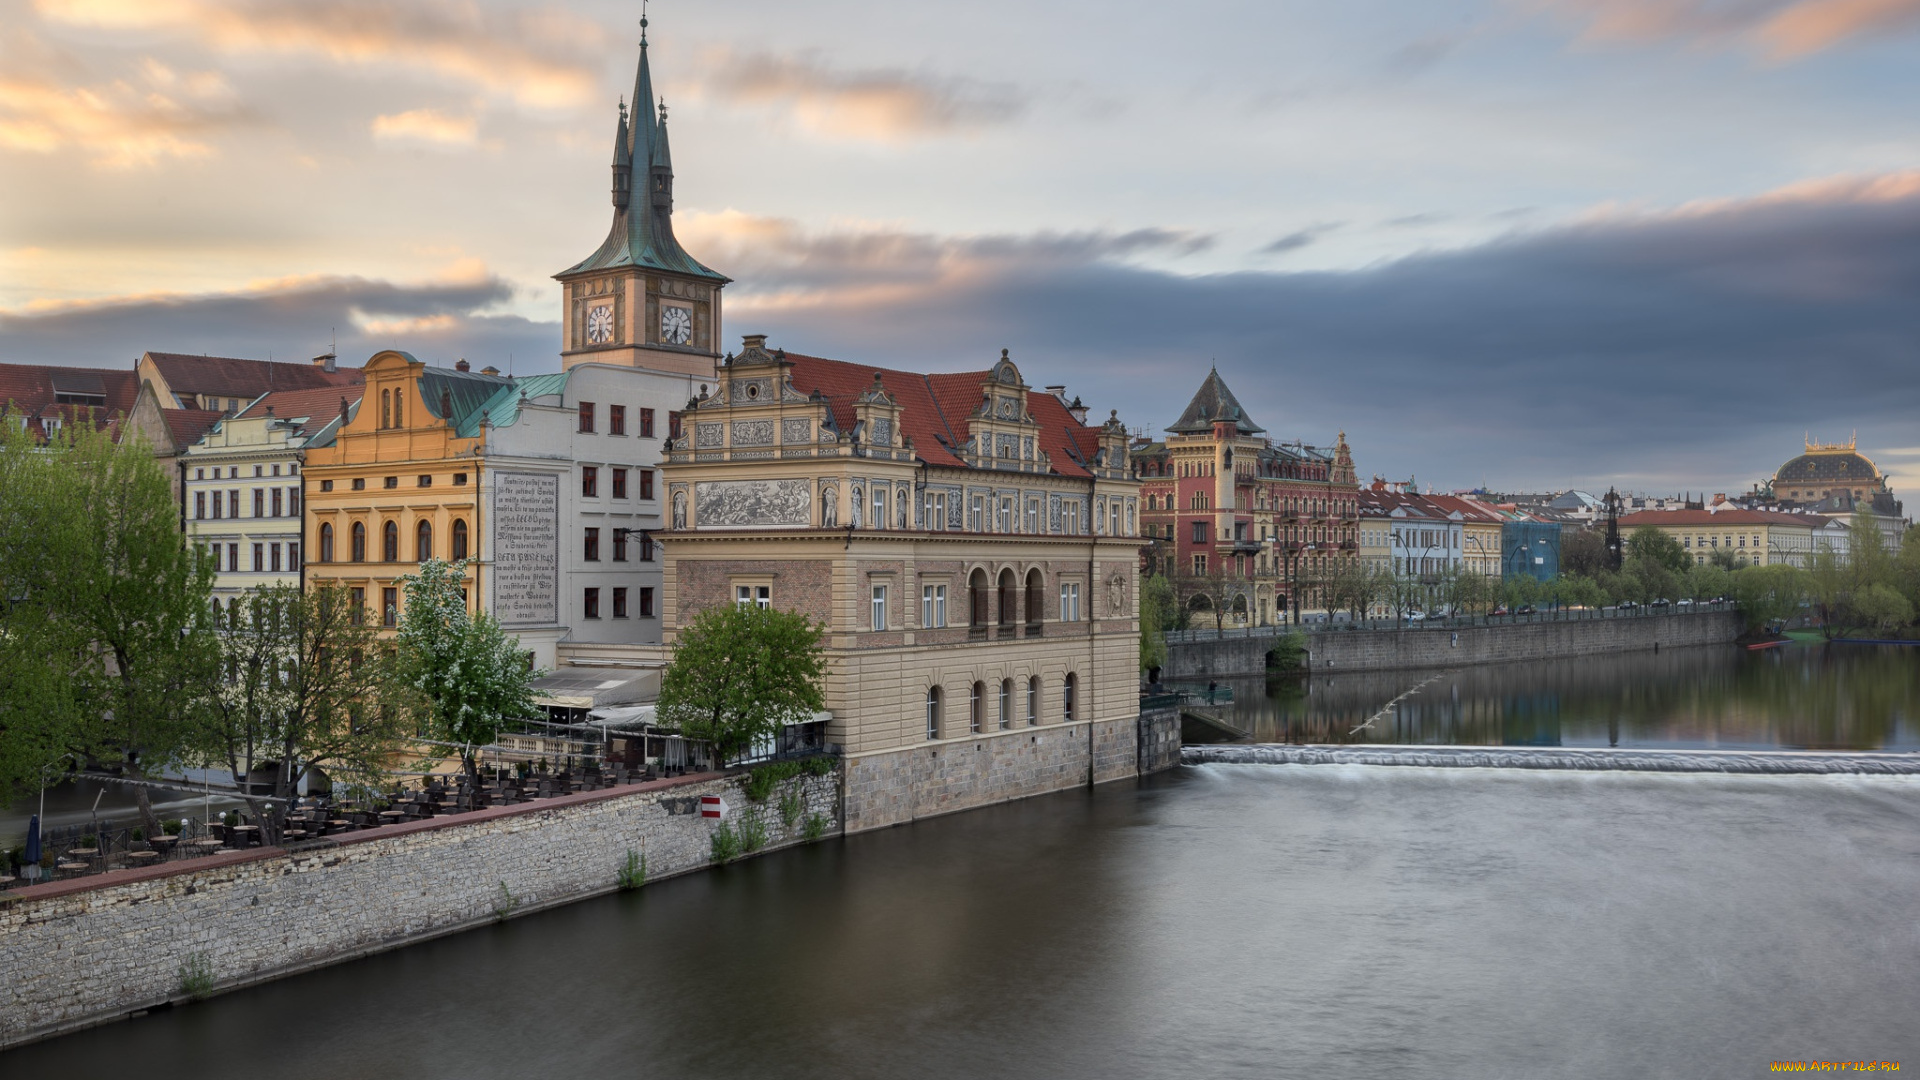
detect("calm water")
[1216,643,1920,750]
[12,765,1919,1079]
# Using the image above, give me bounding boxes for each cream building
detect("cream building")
[660,340,1144,831]
[1618,508,1836,568]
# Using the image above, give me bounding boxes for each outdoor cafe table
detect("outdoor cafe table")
[126,851,159,866]
[230,825,260,847]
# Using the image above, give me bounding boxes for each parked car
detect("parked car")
[1676,598,1694,607]
[1651,598,1671,608]
[1405,611,1427,622]
[1617,599,1639,610]
[1490,605,1510,616]
[1516,604,1537,615]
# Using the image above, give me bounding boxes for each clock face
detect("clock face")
[660,304,693,345]
[585,304,614,345]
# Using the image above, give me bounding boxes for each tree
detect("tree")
[1729,564,1806,633]
[656,603,826,767]
[1852,583,1913,637]
[1626,525,1691,577]
[1138,573,1177,674]
[195,583,414,836]
[0,418,88,802]
[395,558,540,786]
[1561,527,1611,578]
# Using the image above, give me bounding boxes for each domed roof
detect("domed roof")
[1775,445,1882,485]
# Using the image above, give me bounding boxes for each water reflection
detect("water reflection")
[1222,643,1920,751]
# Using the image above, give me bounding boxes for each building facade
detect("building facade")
[659,340,1144,830]
[1617,508,1841,568]
[1134,369,1358,625]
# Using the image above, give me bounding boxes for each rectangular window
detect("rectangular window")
[351,478,366,491]
[924,492,946,530]
[996,496,1012,533]
[417,475,432,488]
[321,479,334,493]
[1192,554,1207,575]
[453,473,467,486]
[922,584,947,628]
[969,495,985,532]
[289,542,299,571]
[383,476,398,490]
[639,469,654,500]
[735,585,771,609]
[667,410,681,442]
[252,489,263,517]
[271,488,283,517]
[382,587,398,627]
[227,543,239,573]
[612,529,627,562]
[639,408,655,438]
[584,527,600,561]
[639,587,654,617]
[1193,521,1208,543]
[1064,500,1081,534]
[578,402,595,433]
[612,467,627,499]
[270,544,282,573]
[612,587,628,618]
[195,491,206,519]
[608,404,625,436]
[871,584,888,631]
[251,543,263,572]
[1061,582,1082,622]
[639,531,654,561]
[350,587,365,625]
[878,489,891,529]
[1026,498,1040,534]
[584,588,600,619]
[581,466,598,498]
[289,488,300,516]
[229,489,240,516]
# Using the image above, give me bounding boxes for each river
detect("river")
[9,760,1918,1079]
[1210,641,1920,750]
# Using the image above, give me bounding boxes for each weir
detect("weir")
[1182,744,1920,775]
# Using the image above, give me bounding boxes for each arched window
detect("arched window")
[999,679,1012,730]
[1063,673,1077,723]
[319,522,334,563]
[393,388,402,428]
[1025,569,1045,631]
[1027,677,1039,726]
[451,519,469,561]
[997,568,1017,628]
[968,568,989,629]
[416,520,432,562]
[382,520,399,562]
[380,388,390,428]
[350,521,366,563]
[969,681,984,734]
[926,686,942,741]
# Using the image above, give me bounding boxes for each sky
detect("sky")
[2,0,1919,498]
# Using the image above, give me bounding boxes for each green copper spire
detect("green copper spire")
[562,19,726,283]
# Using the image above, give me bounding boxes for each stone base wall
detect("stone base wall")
[1137,701,1182,774]
[0,769,839,1051]
[1165,611,1745,678]
[843,715,1142,833]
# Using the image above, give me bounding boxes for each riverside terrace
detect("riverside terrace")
[1,759,682,892]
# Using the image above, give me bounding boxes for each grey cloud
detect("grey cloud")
[0,275,554,373]
[1258,224,1340,256]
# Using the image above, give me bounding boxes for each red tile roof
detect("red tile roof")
[236,385,363,432]
[162,409,225,448]
[779,352,1098,478]
[145,352,360,400]
[0,363,141,440]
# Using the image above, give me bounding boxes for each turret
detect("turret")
[612,99,632,210]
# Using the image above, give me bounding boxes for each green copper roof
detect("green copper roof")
[419,366,515,438]
[1168,367,1265,435]
[469,372,569,437]
[560,35,727,284]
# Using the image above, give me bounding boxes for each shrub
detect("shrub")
[617,849,646,891]
[778,789,803,827]
[178,953,215,1000]
[738,813,768,853]
[491,881,519,921]
[131,827,145,842]
[745,759,803,802]
[802,812,829,842]
[710,821,742,863]
[163,819,183,836]
[803,755,835,777]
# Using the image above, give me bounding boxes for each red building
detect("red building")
[1134,369,1358,624]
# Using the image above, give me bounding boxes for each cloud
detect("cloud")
[692,49,1028,141]
[0,268,553,371]
[1258,224,1341,255]
[1530,0,1920,57]
[371,107,478,147]
[34,0,603,108]
[699,172,1920,493]
[0,31,243,166]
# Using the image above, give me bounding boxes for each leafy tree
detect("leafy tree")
[1685,563,1733,603]
[1138,573,1176,674]
[657,603,826,768]
[1626,525,1692,576]
[395,558,540,786]
[1729,564,1807,633]
[1852,583,1914,637]
[1561,527,1611,578]
[196,583,414,835]
[0,418,88,801]
[1708,548,1745,571]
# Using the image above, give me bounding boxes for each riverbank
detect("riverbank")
[1164,609,1743,678]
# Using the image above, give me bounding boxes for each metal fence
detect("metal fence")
[1164,602,1735,644]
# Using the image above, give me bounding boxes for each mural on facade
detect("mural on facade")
[696,478,812,528]
[491,471,559,626]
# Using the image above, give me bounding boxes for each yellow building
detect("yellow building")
[1617,508,1836,568]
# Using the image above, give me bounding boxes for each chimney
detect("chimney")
[742,334,768,352]
[455,358,470,372]
[312,351,337,374]
[481,366,500,376]
[1045,385,1068,404]
[1067,395,1088,425]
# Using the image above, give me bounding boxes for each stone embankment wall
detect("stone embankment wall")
[0,769,838,1051]
[1165,611,1745,678]
[844,715,1149,833]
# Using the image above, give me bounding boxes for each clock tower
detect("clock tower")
[557,19,728,376]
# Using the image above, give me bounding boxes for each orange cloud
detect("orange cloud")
[1530,0,1920,55]
[0,38,241,167]
[690,49,1027,142]
[35,0,603,109]
[371,107,478,147]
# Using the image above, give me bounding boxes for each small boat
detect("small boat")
[1743,638,1790,651]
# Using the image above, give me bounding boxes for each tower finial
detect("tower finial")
[640,0,649,43]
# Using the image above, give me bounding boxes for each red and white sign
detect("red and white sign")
[700,795,727,819]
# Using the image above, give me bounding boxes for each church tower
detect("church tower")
[556,18,729,376]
